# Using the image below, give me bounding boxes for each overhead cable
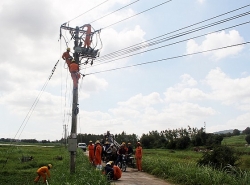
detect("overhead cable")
[95,4,250,62]
[85,21,250,68]
[90,0,140,24]
[101,0,172,29]
[83,41,250,76]
[66,0,111,23]
[87,11,250,67]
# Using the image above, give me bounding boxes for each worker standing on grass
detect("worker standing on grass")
[62,48,72,68]
[88,140,95,164]
[95,140,103,170]
[69,59,80,89]
[135,142,143,172]
[34,164,52,183]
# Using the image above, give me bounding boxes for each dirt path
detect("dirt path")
[84,151,174,185]
[110,167,174,185]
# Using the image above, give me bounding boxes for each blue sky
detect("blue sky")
[0,0,250,140]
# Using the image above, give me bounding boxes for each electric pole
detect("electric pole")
[63,124,67,148]
[60,23,101,174]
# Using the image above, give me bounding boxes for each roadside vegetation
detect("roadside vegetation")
[143,149,250,185]
[1,126,250,185]
[0,144,108,185]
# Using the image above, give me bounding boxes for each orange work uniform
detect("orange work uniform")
[113,165,122,180]
[135,146,143,171]
[84,24,91,48]
[62,51,71,67]
[69,63,80,89]
[34,166,50,183]
[94,144,102,166]
[88,144,95,163]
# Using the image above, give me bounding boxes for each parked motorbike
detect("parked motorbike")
[117,154,127,172]
[126,153,136,168]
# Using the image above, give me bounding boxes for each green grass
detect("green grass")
[222,135,247,146]
[143,149,250,185]
[0,144,109,185]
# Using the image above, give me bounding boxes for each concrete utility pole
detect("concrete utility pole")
[69,26,80,173]
[60,23,100,174]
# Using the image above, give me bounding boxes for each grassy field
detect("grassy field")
[0,144,109,185]
[142,135,250,185]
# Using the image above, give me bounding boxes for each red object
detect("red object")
[62,51,71,67]
[88,144,95,163]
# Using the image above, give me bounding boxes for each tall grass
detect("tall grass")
[0,145,109,185]
[143,152,250,185]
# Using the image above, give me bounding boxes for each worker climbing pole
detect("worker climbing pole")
[60,23,102,173]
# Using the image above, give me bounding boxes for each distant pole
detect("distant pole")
[70,26,80,173]
[204,122,206,133]
[63,124,67,148]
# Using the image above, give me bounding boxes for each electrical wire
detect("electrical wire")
[101,0,172,29]
[83,41,250,76]
[66,0,111,23]
[2,60,60,169]
[90,0,140,24]
[87,21,250,68]
[94,4,250,63]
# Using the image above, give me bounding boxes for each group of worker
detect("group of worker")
[62,48,80,89]
[88,140,143,174]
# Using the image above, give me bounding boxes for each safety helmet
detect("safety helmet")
[67,48,70,51]
[95,140,100,144]
[89,140,92,143]
[71,59,75,63]
[122,142,125,145]
[48,164,52,169]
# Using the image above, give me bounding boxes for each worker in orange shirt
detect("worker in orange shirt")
[104,161,122,180]
[95,140,103,170]
[83,24,92,48]
[62,48,72,68]
[135,142,143,172]
[34,164,52,183]
[69,59,80,89]
[88,140,95,164]
[113,162,122,180]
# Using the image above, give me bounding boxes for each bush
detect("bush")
[245,135,250,144]
[197,145,240,169]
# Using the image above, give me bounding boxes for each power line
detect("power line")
[101,0,172,29]
[83,41,250,76]
[94,4,250,62]
[86,11,250,67]
[87,20,250,68]
[90,0,140,24]
[67,0,111,23]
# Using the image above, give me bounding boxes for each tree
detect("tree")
[243,127,250,135]
[176,136,190,149]
[233,129,241,136]
[245,134,250,144]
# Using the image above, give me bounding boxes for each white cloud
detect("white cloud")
[197,0,205,3]
[186,30,245,60]
[205,67,250,106]
[117,92,163,109]
[164,74,207,102]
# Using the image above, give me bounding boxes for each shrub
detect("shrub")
[245,135,250,144]
[197,145,240,169]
